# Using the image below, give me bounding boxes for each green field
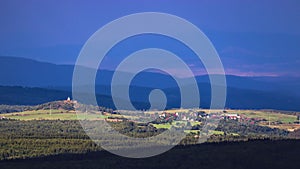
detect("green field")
[183,130,240,136]
[226,110,297,123]
[152,123,172,129]
[2,110,108,121]
[2,108,298,123]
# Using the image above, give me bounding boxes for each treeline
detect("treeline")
[0,101,114,114]
[0,120,95,160]
[0,138,100,160]
[0,101,75,114]
[0,120,168,160]
[215,119,289,137]
[0,120,88,139]
[0,105,31,114]
[0,119,295,161]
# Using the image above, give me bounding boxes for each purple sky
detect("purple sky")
[0,0,300,77]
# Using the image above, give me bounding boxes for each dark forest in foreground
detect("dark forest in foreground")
[1,140,299,169]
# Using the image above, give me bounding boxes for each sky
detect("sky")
[0,0,300,77]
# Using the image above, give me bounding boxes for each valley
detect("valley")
[0,100,299,161]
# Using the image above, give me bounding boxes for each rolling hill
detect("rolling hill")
[1,56,300,111]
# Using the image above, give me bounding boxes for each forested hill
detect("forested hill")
[0,86,70,105]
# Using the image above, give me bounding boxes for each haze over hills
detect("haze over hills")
[1,56,300,111]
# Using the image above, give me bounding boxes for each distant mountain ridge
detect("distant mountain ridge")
[1,56,298,90]
[1,56,300,111]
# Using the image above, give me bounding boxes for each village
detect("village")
[104,107,300,133]
[110,109,260,124]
